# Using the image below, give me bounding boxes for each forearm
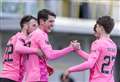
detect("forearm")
[76,49,89,60]
[15,44,38,54]
[68,52,99,73]
[68,61,90,73]
[45,46,74,60]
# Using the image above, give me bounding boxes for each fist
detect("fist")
[71,40,81,50]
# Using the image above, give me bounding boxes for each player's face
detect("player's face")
[27,19,38,34]
[94,32,99,39]
[43,15,55,33]
[95,24,102,38]
[94,26,99,39]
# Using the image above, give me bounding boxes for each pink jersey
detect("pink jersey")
[0,32,38,82]
[0,32,24,81]
[68,37,117,82]
[25,28,74,82]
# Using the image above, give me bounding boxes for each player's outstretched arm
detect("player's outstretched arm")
[37,36,75,60]
[64,41,100,74]
[64,51,100,76]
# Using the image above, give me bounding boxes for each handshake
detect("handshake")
[70,40,81,51]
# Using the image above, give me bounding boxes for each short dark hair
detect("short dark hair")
[96,16,114,34]
[20,15,37,29]
[37,9,56,25]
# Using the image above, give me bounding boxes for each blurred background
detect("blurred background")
[0,0,120,82]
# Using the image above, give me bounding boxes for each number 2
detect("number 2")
[101,56,115,74]
[4,44,13,62]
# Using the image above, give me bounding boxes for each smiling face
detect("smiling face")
[27,19,38,34]
[93,24,100,39]
[96,24,107,37]
[94,23,106,39]
[37,9,56,33]
[41,15,55,33]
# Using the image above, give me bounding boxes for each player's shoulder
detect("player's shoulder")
[92,39,101,45]
[93,38,108,44]
[30,28,44,38]
[91,39,104,50]
[108,38,117,46]
[10,32,20,40]
[7,32,20,44]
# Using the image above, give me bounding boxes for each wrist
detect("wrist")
[67,69,72,74]
[75,48,81,52]
[68,45,74,51]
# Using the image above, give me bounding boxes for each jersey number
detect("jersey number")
[101,56,116,74]
[4,44,13,62]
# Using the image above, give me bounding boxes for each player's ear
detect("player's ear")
[101,26,105,32]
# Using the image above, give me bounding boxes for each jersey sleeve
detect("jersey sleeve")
[36,35,74,60]
[14,36,38,54]
[67,41,101,72]
[75,49,89,60]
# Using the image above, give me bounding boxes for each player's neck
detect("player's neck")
[39,25,47,33]
[100,33,110,39]
[21,29,28,36]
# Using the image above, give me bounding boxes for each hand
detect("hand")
[71,40,81,50]
[63,70,70,80]
[47,64,54,76]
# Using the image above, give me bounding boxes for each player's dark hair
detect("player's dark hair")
[37,9,56,25]
[96,16,114,34]
[20,15,37,29]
